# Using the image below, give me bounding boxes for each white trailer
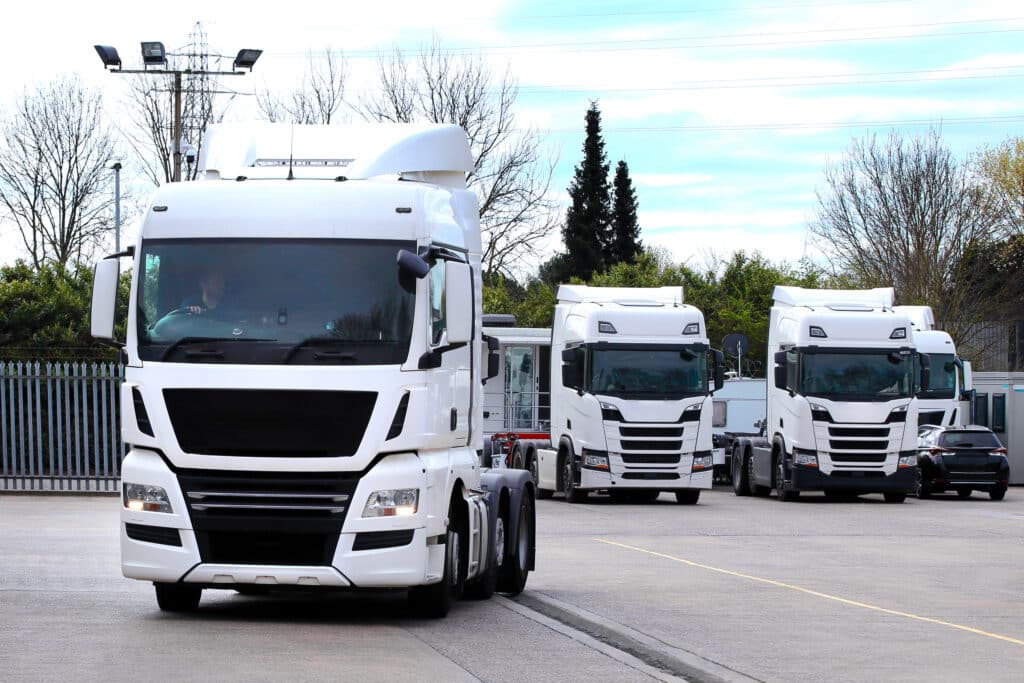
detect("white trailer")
[534,286,724,504]
[710,378,766,482]
[730,287,923,502]
[893,305,973,427]
[90,123,535,617]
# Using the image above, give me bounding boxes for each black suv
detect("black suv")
[916,425,1010,501]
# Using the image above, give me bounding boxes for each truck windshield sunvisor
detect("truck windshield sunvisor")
[589,343,708,399]
[797,348,914,401]
[137,238,416,364]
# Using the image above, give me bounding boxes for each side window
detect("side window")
[429,260,446,345]
[712,400,727,428]
[142,253,161,328]
[991,394,1006,432]
[786,348,798,392]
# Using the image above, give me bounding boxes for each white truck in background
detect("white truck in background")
[710,377,766,482]
[730,287,923,503]
[90,122,535,618]
[893,305,973,427]
[533,286,724,504]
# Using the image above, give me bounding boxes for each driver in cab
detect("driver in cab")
[184,269,226,315]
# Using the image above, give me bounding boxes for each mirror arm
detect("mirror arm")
[105,245,135,260]
[418,342,468,370]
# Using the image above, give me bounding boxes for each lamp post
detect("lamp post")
[110,162,122,252]
[94,42,261,183]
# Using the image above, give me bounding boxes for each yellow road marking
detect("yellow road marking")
[595,538,1024,647]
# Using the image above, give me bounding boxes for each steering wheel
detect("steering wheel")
[150,308,200,340]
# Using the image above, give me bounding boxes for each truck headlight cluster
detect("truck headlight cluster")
[582,449,609,470]
[123,483,173,513]
[691,453,713,471]
[898,452,917,469]
[363,488,419,517]
[793,449,818,467]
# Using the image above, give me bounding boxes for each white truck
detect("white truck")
[710,377,766,482]
[729,286,923,502]
[533,286,724,504]
[90,122,535,617]
[893,305,973,427]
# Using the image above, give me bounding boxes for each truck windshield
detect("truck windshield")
[137,238,416,364]
[917,353,956,400]
[590,345,707,399]
[799,350,914,401]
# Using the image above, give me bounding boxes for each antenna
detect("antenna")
[287,124,295,180]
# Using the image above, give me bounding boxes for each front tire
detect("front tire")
[409,500,463,618]
[990,485,1007,501]
[497,494,533,595]
[732,447,750,497]
[675,490,700,505]
[883,492,907,504]
[154,583,201,612]
[775,457,799,502]
[563,454,588,504]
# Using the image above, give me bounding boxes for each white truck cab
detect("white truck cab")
[893,305,972,427]
[534,286,724,504]
[90,123,536,617]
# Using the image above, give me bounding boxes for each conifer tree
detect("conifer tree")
[560,101,612,281]
[610,159,642,264]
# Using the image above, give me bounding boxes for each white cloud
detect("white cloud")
[632,173,714,188]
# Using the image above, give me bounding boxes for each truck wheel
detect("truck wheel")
[497,494,533,595]
[528,453,541,489]
[465,513,502,600]
[674,490,700,505]
[409,500,463,618]
[563,454,588,503]
[154,583,201,612]
[916,479,932,499]
[749,454,770,497]
[990,485,1007,501]
[732,447,750,496]
[957,488,972,499]
[511,444,525,470]
[883,492,906,504]
[775,458,799,502]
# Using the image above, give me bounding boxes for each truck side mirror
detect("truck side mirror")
[918,353,931,392]
[397,249,429,279]
[773,351,787,390]
[712,349,725,392]
[444,261,472,344]
[482,334,500,383]
[960,359,973,397]
[91,258,121,345]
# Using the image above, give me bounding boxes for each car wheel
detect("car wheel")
[775,457,799,502]
[957,488,972,499]
[989,485,1007,501]
[732,447,750,497]
[883,492,906,504]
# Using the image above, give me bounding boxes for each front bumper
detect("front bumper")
[578,465,712,490]
[790,464,918,493]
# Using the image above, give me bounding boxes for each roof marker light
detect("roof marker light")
[682,322,700,335]
[598,321,617,334]
[809,326,827,338]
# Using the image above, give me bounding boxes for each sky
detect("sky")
[1,0,1023,274]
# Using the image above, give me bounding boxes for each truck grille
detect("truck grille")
[621,440,682,451]
[830,453,887,463]
[620,453,682,465]
[620,426,684,438]
[164,389,377,457]
[829,440,888,451]
[830,427,887,438]
[177,469,359,566]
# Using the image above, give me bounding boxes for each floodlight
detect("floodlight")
[141,42,167,66]
[233,48,262,71]
[94,45,121,69]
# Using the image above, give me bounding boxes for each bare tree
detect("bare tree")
[976,136,1024,235]
[359,41,559,278]
[0,77,119,268]
[810,128,1003,348]
[257,48,349,125]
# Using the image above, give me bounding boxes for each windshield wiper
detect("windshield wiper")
[159,336,274,362]
[282,335,362,364]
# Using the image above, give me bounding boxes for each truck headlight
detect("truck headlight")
[692,453,713,471]
[793,448,818,467]
[582,448,609,470]
[123,483,173,513]
[898,452,917,469]
[363,488,419,517]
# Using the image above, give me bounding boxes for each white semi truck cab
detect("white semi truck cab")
[731,286,923,502]
[90,123,535,617]
[893,305,973,428]
[534,286,724,504]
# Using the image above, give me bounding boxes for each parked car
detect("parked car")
[916,425,1010,501]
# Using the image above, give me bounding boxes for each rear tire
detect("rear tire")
[497,494,533,595]
[990,485,1007,501]
[563,453,588,504]
[732,447,750,497]
[883,492,907,504]
[154,583,201,612]
[749,453,770,497]
[674,489,700,505]
[957,488,972,499]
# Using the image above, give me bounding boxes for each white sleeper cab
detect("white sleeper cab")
[91,123,535,617]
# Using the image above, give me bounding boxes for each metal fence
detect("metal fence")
[1,361,124,492]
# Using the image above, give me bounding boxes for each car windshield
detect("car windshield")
[137,238,416,364]
[799,350,914,401]
[917,353,956,399]
[590,345,707,399]
[938,431,1001,449]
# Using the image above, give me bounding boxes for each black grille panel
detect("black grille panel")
[620,426,684,437]
[178,469,359,566]
[919,411,945,426]
[830,440,889,450]
[622,472,679,480]
[621,440,682,451]
[830,427,888,438]
[125,523,182,547]
[830,453,887,463]
[621,453,682,465]
[164,389,377,457]
[352,529,415,551]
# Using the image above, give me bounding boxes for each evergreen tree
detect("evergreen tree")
[610,159,642,264]
[561,101,612,281]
